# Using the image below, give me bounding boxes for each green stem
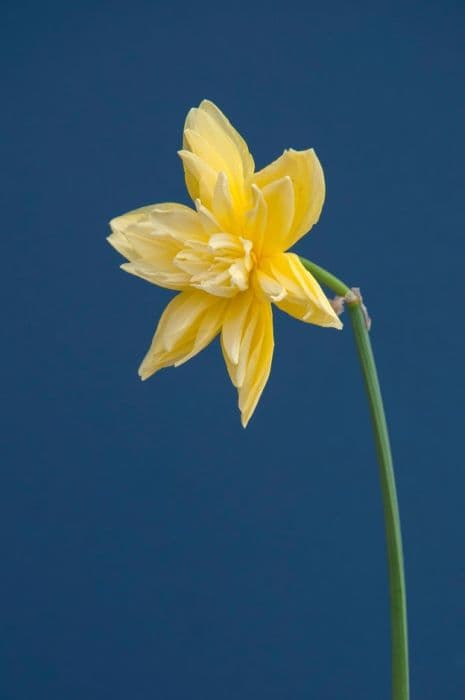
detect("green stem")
[299,256,410,700]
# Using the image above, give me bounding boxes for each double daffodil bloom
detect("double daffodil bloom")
[109,100,342,426]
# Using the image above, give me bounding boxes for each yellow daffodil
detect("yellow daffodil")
[108,100,342,426]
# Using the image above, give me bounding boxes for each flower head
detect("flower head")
[108,100,342,427]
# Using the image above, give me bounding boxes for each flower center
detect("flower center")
[174,233,254,297]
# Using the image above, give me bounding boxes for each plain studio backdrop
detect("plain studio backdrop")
[2,2,464,698]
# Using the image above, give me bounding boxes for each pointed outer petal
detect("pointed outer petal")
[108,205,154,259]
[221,294,274,428]
[251,148,325,250]
[108,203,206,291]
[109,232,189,291]
[259,252,343,329]
[243,184,268,255]
[221,291,255,366]
[108,230,134,260]
[184,129,233,182]
[178,150,217,208]
[260,176,295,256]
[149,203,207,243]
[197,100,255,179]
[109,202,206,254]
[138,290,227,380]
[212,172,236,232]
[183,101,254,207]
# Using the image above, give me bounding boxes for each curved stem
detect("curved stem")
[299,256,410,700]
[299,258,351,297]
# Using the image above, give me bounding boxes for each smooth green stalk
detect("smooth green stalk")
[299,258,351,297]
[299,256,410,700]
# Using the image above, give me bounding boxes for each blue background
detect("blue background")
[2,2,464,698]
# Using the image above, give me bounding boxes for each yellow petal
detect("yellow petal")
[243,184,267,255]
[212,172,235,232]
[178,150,217,209]
[108,205,154,259]
[252,148,325,250]
[193,199,222,235]
[197,100,255,179]
[139,290,227,379]
[149,203,207,243]
[260,176,295,256]
[258,253,342,329]
[254,269,287,302]
[108,203,206,291]
[221,292,274,427]
[181,100,254,212]
[221,291,254,366]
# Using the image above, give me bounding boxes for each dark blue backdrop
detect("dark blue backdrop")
[2,2,464,698]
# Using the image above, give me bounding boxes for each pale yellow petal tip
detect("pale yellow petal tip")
[240,410,251,429]
[108,217,119,232]
[287,146,316,157]
[120,262,132,272]
[138,367,151,381]
[138,360,160,382]
[197,99,228,120]
[318,315,343,331]
[109,213,132,233]
[198,98,216,110]
[240,397,263,428]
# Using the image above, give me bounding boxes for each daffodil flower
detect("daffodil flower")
[108,100,342,426]
[108,101,410,697]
